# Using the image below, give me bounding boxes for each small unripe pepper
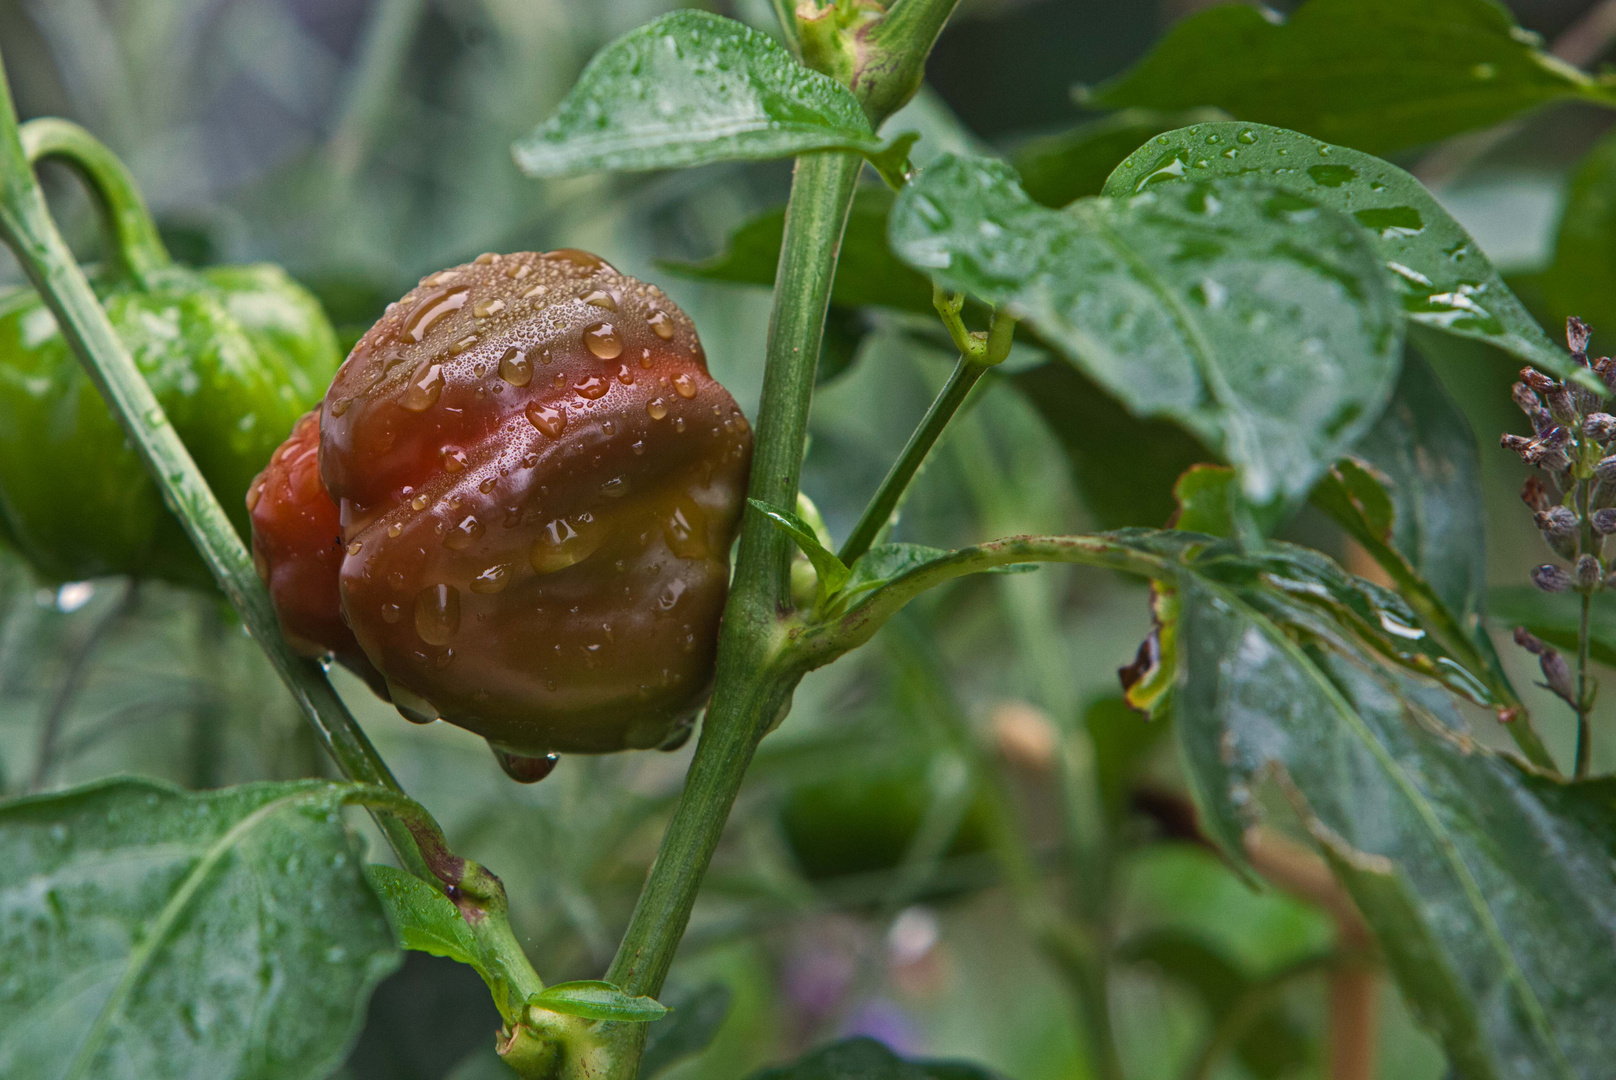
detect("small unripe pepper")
[0,120,339,588]
[254,250,752,775]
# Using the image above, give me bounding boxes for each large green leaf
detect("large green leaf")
[888,153,1402,510]
[1086,0,1615,157]
[748,1037,1000,1079]
[1543,130,1616,350]
[1103,121,1583,383]
[1172,571,1616,1079]
[0,778,400,1080]
[513,11,883,178]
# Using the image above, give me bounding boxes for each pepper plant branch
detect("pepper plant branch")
[839,294,1016,563]
[0,51,428,881]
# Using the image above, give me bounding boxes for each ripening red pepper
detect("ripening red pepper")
[250,250,752,779]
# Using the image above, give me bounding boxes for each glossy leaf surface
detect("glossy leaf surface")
[0,778,399,1080]
[513,12,880,177]
[890,153,1402,509]
[1173,570,1616,1079]
[1087,0,1613,156]
[1011,108,1228,209]
[1104,121,1582,383]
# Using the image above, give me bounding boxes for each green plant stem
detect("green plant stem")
[0,51,427,880]
[605,150,862,999]
[839,355,986,563]
[20,118,170,284]
[1577,586,1594,778]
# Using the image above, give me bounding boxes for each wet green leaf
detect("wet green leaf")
[0,778,399,1080]
[529,981,668,1023]
[1171,568,1616,1080]
[1104,121,1583,384]
[513,12,882,178]
[1544,130,1616,351]
[749,1037,1000,1079]
[1087,0,1614,156]
[890,153,1402,511]
[1012,108,1227,209]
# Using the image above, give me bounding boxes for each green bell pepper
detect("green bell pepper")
[0,119,339,587]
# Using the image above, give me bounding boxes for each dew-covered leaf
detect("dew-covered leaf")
[1171,569,1616,1080]
[1103,121,1584,385]
[1012,108,1227,210]
[889,153,1402,511]
[514,11,882,178]
[1086,0,1614,156]
[0,778,399,1080]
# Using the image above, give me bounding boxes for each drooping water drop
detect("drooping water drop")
[402,361,445,410]
[575,374,610,400]
[672,373,697,399]
[414,584,461,645]
[647,398,668,420]
[648,309,676,339]
[473,298,506,318]
[582,289,619,311]
[442,447,468,472]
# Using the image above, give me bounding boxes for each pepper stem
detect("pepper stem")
[19,117,172,286]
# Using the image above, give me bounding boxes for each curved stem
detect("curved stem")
[0,50,427,880]
[20,118,171,286]
[839,355,986,563]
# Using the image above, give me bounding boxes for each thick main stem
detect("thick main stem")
[604,150,862,1003]
[0,52,426,879]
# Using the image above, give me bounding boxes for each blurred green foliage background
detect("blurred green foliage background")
[0,1,1610,1077]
